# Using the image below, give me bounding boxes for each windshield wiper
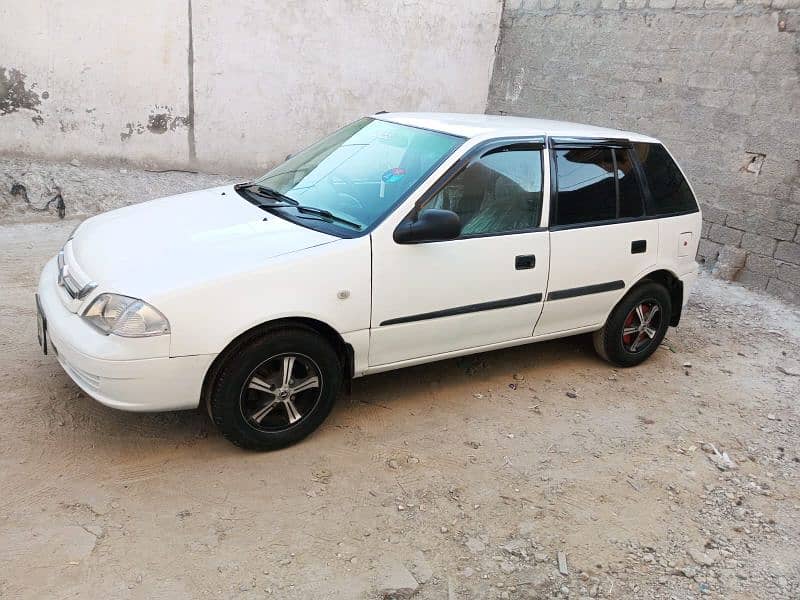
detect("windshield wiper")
[234,183,299,206]
[295,206,362,230]
[235,183,361,230]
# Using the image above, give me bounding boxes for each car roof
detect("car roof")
[373,112,659,144]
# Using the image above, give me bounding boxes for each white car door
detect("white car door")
[534,141,658,336]
[369,140,550,367]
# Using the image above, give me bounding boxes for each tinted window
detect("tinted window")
[555,148,616,225]
[426,148,543,236]
[636,143,697,215]
[616,149,644,218]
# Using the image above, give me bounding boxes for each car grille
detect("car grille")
[57,241,96,301]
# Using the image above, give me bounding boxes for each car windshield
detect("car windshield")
[251,118,463,233]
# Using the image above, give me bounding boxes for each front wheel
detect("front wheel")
[209,328,342,450]
[593,281,671,367]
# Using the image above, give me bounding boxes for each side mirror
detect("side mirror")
[393,208,461,244]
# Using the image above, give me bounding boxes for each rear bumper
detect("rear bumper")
[679,267,698,307]
[38,257,215,412]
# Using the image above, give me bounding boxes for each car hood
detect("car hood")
[71,185,339,298]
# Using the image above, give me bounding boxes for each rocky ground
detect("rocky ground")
[0,164,799,599]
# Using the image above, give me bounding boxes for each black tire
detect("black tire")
[209,327,342,450]
[593,281,672,368]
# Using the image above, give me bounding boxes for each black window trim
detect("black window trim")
[394,136,548,243]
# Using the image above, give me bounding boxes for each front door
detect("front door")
[369,142,550,367]
[535,142,658,336]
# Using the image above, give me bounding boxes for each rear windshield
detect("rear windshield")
[635,143,698,215]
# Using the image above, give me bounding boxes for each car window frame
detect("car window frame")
[548,137,650,231]
[395,136,547,243]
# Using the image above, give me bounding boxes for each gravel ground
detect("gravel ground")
[0,166,798,600]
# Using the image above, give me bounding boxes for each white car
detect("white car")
[36,113,701,450]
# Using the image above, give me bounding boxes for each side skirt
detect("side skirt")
[361,323,602,377]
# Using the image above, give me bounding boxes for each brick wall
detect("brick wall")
[488,0,800,303]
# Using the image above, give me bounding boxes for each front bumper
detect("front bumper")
[37,257,216,412]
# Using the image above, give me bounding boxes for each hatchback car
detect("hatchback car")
[36,113,701,450]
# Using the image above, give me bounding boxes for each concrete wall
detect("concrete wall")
[488,0,800,304]
[0,0,503,173]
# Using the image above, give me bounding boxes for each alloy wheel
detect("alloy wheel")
[240,353,322,432]
[621,300,662,353]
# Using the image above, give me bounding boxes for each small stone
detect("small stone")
[397,504,405,511]
[683,362,692,368]
[767,413,777,421]
[409,550,433,584]
[69,158,81,167]
[377,561,419,600]
[534,552,549,563]
[440,526,448,533]
[566,391,578,399]
[407,456,419,464]
[513,373,525,381]
[501,539,529,558]
[557,551,569,575]
[687,548,719,567]
[473,393,484,399]
[387,459,399,469]
[499,560,516,574]
[560,585,570,595]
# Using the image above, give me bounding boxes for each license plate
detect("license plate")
[35,294,48,355]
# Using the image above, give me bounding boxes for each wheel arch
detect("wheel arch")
[200,317,353,416]
[631,268,683,326]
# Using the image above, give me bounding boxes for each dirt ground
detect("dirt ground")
[1,218,799,600]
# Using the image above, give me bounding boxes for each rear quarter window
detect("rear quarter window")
[635,143,698,215]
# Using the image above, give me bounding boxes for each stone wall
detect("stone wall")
[489,0,800,303]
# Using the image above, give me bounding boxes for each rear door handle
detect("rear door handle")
[515,254,536,270]
[631,240,647,254]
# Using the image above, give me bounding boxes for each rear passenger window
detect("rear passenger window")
[554,146,646,226]
[636,143,697,215]
[554,148,617,225]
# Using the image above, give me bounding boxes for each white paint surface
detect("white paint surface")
[1,0,504,171]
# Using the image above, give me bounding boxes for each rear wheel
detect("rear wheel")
[593,281,671,367]
[209,328,342,450]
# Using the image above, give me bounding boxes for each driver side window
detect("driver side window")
[426,147,543,237]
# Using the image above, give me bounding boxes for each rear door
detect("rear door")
[534,139,658,336]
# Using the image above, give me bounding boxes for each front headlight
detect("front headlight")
[83,293,170,337]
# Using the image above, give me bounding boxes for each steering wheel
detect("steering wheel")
[328,173,368,212]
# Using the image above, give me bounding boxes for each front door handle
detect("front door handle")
[631,240,647,254]
[515,254,536,270]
